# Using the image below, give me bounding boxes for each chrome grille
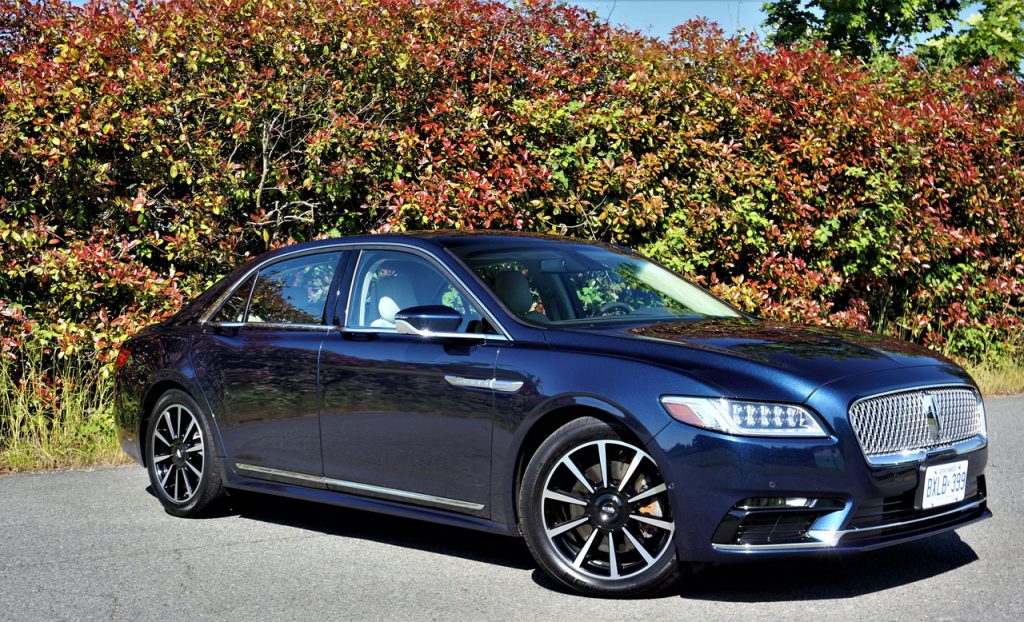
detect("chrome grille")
[848,386,984,463]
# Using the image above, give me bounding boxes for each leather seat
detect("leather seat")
[494,271,546,322]
[371,276,416,328]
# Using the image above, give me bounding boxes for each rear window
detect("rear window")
[210,276,254,323]
[246,253,342,325]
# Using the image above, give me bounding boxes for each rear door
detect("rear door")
[192,250,346,480]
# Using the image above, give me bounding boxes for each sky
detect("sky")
[563,0,768,39]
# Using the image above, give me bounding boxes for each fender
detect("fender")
[487,392,674,530]
[518,392,670,449]
[137,365,238,490]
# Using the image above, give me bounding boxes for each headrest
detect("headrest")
[494,271,533,315]
[376,277,416,323]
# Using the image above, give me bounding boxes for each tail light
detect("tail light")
[114,345,131,370]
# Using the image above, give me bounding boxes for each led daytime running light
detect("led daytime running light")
[661,396,828,438]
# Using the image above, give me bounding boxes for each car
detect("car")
[113,231,990,597]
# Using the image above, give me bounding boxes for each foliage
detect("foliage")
[644,25,1024,362]
[0,0,1021,389]
[763,0,964,59]
[764,0,1024,71]
[919,0,1024,68]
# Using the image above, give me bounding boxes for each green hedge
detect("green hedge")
[1,0,1022,367]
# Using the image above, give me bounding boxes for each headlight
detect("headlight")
[660,396,829,438]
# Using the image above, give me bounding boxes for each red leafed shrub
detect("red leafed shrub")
[644,24,1024,360]
[0,0,1021,368]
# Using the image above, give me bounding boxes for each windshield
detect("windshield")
[446,240,740,326]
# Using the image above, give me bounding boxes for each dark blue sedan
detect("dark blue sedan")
[114,232,990,596]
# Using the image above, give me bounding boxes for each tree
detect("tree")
[918,0,1024,68]
[763,0,963,59]
[765,0,1024,70]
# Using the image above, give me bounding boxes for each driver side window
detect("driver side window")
[346,250,486,333]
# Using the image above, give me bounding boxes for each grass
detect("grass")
[0,349,130,473]
[963,359,1024,397]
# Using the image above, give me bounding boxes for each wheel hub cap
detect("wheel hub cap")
[171,443,186,466]
[590,491,629,531]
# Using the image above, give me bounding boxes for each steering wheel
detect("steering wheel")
[598,301,634,315]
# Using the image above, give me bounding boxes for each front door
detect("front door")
[318,248,502,513]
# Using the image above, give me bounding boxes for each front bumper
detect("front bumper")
[651,371,990,563]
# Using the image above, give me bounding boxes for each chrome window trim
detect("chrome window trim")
[712,496,985,553]
[847,383,987,466]
[342,244,512,341]
[199,244,358,325]
[341,326,508,342]
[197,241,513,341]
[234,463,485,511]
[206,322,339,332]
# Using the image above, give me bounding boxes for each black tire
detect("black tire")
[518,417,681,597]
[145,389,225,517]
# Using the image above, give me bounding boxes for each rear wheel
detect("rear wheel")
[145,389,224,517]
[518,417,680,597]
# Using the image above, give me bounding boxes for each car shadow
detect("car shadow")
[146,485,978,598]
[673,532,979,602]
[530,531,979,599]
[223,490,536,571]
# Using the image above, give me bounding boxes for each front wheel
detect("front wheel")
[518,417,680,597]
[145,389,225,517]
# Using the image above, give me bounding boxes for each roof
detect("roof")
[261,229,614,254]
[218,230,626,284]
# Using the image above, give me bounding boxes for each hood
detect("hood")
[549,318,963,403]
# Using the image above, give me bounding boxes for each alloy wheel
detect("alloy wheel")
[540,439,674,580]
[151,404,205,504]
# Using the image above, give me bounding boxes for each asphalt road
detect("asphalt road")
[1,396,1022,621]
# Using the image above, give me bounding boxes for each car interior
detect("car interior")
[348,253,488,333]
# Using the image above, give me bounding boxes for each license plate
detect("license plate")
[919,460,969,509]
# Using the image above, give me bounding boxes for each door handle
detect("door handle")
[444,375,523,393]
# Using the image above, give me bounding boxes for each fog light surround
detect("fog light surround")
[712,497,849,546]
[737,496,813,509]
[661,396,829,438]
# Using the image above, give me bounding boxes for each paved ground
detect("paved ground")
[1,396,1021,621]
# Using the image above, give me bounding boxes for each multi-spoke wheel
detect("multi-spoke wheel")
[146,389,225,517]
[151,403,205,503]
[519,417,681,597]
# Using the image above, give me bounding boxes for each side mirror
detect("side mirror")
[395,305,463,336]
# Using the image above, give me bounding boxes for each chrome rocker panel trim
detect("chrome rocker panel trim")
[235,463,486,511]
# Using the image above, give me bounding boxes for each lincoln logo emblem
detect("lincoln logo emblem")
[923,393,942,442]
